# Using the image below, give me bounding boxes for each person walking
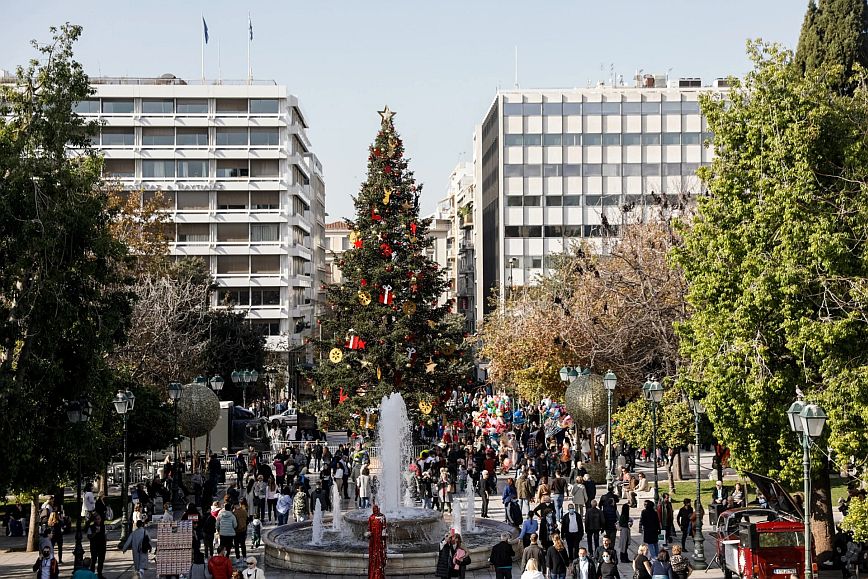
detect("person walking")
[560,503,584,560]
[596,550,621,579]
[676,499,693,549]
[242,555,266,578]
[452,533,470,579]
[522,559,545,579]
[47,512,64,565]
[601,498,618,542]
[436,533,456,579]
[518,470,534,516]
[276,487,293,525]
[570,477,588,517]
[650,549,674,579]
[293,486,311,521]
[234,498,250,562]
[478,471,492,518]
[573,547,598,579]
[521,533,547,575]
[616,503,633,563]
[546,534,570,579]
[187,551,209,579]
[639,501,661,558]
[585,500,604,554]
[632,544,653,579]
[593,536,617,567]
[87,513,107,579]
[217,503,237,555]
[658,494,674,545]
[202,507,217,558]
[551,472,568,521]
[489,532,515,579]
[121,520,150,578]
[519,511,540,548]
[670,545,692,579]
[208,545,234,579]
[357,466,372,509]
[33,545,59,579]
[252,475,268,522]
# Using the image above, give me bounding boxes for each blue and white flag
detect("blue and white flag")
[248,14,253,41]
[202,17,209,44]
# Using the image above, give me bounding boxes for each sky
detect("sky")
[2,1,806,219]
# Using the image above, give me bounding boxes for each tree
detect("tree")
[310,108,472,428]
[0,25,135,549]
[795,0,868,90]
[674,41,868,561]
[200,307,267,405]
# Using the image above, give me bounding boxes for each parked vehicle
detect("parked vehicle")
[715,473,810,579]
[269,407,298,429]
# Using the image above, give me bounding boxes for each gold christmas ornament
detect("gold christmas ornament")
[349,229,360,244]
[402,301,417,315]
[425,357,437,374]
[329,348,344,363]
[427,320,436,329]
[383,187,392,205]
[357,290,372,306]
[441,341,457,356]
[377,367,382,380]
[419,399,433,415]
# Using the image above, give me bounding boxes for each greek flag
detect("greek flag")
[202,17,209,44]
[248,14,253,41]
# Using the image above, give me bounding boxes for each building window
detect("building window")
[218,288,250,306]
[546,195,562,207]
[683,163,701,174]
[602,164,621,177]
[250,159,279,178]
[217,223,249,242]
[562,103,581,115]
[584,134,602,146]
[584,164,602,176]
[177,128,208,146]
[216,160,249,178]
[504,226,521,237]
[251,255,280,274]
[251,224,279,242]
[177,160,208,178]
[643,164,661,176]
[142,160,175,179]
[176,191,210,210]
[623,163,642,177]
[563,134,581,146]
[543,134,562,146]
[101,128,134,146]
[141,99,174,114]
[142,127,174,146]
[543,102,562,116]
[101,99,133,114]
[523,195,541,206]
[217,191,248,210]
[215,98,248,113]
[504,134,523,146]
[583,102,602,115]
[644,134,662,145]
[682,132,702,145]
[544,225,563,237]
[602,102,620,115]
[664,163,682,176]
[623,133,642,146]
[249,99,279,114]
[503,103,523,116]
[543,164,562,177]
[622,102,642,114]
[563,195,581,206]
[103,159,135,178]
[216,128,248,146]
[524,165,542,177]
[217,255,249,274]
[523,133,542,146]
[641,102,661,115]
[602,134,621,146]
[251,319,281,336]
[177,223,210,243]
[522,103,542,116]
[506,196,523,207]
[662,101,682,115]
[503,164,523,177]
[682,101,701,114]
[177,99,208,114]
[602,195,621,206]
[251,288,281,306]
[564,226,582,237]
[73,100,100,114]
[585,195,601,206]
[250,128,280,146]
[662,133,681,145]
[251,191,280,210]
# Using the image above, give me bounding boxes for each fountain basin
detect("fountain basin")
[265,516,521,575]
[343,507,445,543]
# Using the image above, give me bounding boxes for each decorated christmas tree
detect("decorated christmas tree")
[310,107,472,430]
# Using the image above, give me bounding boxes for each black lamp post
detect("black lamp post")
[231,369,258,409]
[786,399,827,579]
[66,399,92,569]
[688,397,707,569]
[603,370,617,491]
[643,377,664,504]
[168,382,182,457]
[113,389,135,543]
[207,375,224,454]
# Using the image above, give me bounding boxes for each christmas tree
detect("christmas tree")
[310,107,472,430]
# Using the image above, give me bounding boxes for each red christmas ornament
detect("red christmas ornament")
[353,238,363,249]
[371,208,382,221]
[361,279,368,286]
[410,222,417,235]
[379,285,394,305]
[384,165,392,174]
[373,147,381,157]
[380,243,393,257]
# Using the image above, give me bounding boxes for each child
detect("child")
[250,516,262,549]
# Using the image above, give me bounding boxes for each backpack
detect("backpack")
[140,532,152,553]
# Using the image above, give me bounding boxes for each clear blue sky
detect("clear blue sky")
[2,1,806,218]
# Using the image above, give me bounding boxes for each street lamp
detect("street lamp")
[603,370,617,491]
[232,369,258,409]
[643,377,664,504]
[168,382,182,458]
[508,257,518,298]
[688,397,708,569]
[787,399,827,579]
[113,389,135,542]
[66,399,91,569]
[209,375,224,399]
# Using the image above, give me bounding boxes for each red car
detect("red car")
[714,473,809,579]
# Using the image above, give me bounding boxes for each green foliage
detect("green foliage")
[839,496,868,542]
[309,110,472,428]
[674,41,868,485]
[201,307,267,405]
[795,0,868,91]
[612,388,693,449]
[0,25,135,492]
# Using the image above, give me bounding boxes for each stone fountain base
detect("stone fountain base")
[265,516,520,575]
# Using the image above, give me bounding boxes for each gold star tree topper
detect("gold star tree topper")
[379,106,395,123]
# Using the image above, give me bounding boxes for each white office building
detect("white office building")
[473,76,725,321]
[74,75,325,352]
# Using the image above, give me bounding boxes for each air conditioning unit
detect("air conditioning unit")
[679,78,702,88]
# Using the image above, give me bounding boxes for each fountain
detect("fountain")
[464,481,477,532]
[265,392,519,574]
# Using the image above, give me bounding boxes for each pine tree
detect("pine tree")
[795,0,868,91]
[310,108,472,430]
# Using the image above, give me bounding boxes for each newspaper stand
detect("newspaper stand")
[156,519,193,577]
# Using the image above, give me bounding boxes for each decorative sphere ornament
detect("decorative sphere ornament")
[564,372,609,427]
[177,383,220,438]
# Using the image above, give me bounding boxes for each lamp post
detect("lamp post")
[232,369,258,409]
[643,377,664,504]
[207,375,224,455]
[66,399,92,569]
[168,382,182,457]
[688,397,707,569]
[508,257,518,299]
[786,399,827,579]
[603,370,617,491]
[113,389,135,543]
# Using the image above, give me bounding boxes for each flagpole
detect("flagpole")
[200,14,205,82]
[247,12,252,84]
[218,40,222,84]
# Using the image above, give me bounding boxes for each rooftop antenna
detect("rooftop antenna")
[610,63,615,87]
[667,67,673,86]
[514,45,519,89]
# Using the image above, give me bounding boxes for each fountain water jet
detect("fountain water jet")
[311,500,324,545]
[331,483,343,534]
[464,482,477,532]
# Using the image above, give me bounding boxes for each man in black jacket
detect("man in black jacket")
[585,499,604,553]
[489,532,515,579]
[560,503,584,560]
